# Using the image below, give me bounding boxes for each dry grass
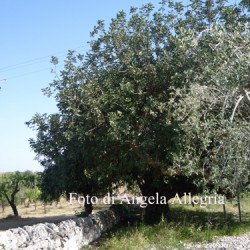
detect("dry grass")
[0,198,90,231]
[0,198,83,219]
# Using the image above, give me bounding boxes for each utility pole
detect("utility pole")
[0,79,6,90]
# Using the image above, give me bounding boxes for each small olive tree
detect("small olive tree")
[0,171,41,216]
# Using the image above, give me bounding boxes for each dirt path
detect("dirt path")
[0,214,76,231]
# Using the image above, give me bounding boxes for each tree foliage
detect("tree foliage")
[27,0,250,223]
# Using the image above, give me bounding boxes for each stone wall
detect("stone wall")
[0,209,120,250]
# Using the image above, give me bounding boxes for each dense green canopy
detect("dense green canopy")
[27,0,250,223]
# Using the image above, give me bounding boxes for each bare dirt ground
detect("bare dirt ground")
[0,199,83,231]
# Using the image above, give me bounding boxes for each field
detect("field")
[1,194,250,249]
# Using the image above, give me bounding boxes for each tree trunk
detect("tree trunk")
[144,194,170,224]
[9,201,19,216]
[139,170,199,224]
[139,171,171,224]
[4,181,20,216]
[84,197,93,214]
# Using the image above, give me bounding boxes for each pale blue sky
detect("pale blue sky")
[0,0,239,172]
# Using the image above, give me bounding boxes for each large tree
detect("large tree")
[27,0,250,223]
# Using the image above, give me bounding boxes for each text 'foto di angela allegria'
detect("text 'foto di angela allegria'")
[69,192,225,208]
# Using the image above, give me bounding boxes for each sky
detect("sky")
[0,0,164,172]
[0,0,239,172]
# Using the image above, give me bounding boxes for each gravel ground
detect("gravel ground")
[183,233,250,249]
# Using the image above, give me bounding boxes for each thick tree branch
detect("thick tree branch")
[3,192,10,204]
[230,95,244,122]
[10,182,20,203]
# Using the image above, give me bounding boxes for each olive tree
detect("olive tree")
[170,23,250,220]
[0,171,41,216]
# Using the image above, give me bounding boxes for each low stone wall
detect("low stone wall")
[0,209,120,250]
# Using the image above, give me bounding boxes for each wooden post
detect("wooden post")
[237,195,242,223]
[223,203,227,222]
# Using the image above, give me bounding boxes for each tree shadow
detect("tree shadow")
[0,214,76,231]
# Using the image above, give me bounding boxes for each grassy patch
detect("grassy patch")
[84,194,250,250]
